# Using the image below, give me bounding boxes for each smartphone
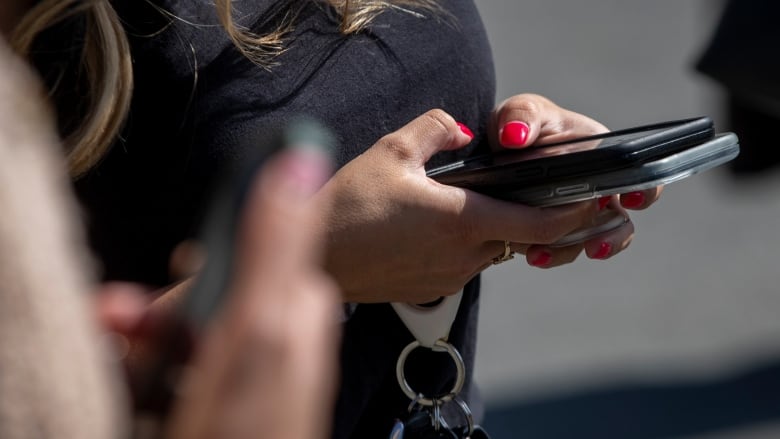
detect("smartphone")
[428,116,714,190]
[465,132,739,207]
[514,133,738,246]
[427,119,738,247]
[428,117,739,206]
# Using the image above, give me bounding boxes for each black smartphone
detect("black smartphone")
[428,116,714,190]
[480,132,739,207]
[426,118,737,246]
[426,117,742,208]
[493,133,738,246]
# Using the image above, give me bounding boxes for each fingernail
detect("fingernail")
[456,122,474,140]
[592,242,612,260]
[500,121,530,148]
[278,150,332,197]
[621,191,646,209]
[275,118,336,197]
[598,196,611,211]
[530,251,552,267]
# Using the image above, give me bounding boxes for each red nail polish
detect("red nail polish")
[500,121,530,148]
[456,122,474,139]
[621,191,646,209]
[530,251,552,267]
[592,242,612,260]
[598,196,611,210]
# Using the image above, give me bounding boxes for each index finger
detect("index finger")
[460,190,601,245]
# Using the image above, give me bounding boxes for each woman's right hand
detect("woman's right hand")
[317,109,607,304]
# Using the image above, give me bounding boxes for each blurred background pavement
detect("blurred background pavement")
[473,1,780,437]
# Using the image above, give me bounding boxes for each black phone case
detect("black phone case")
[476,132,739,206]
[428,116,714,189]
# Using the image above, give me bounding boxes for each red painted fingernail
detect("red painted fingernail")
[592,242,612,260]
[598,196,611,210]
[530,251,552,267]
[500,121,530,148]
[621,191,646,209]
[456,122,474,139]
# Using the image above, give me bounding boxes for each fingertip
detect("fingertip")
[95,283,150,333]
[598,196,613,211]
[389,110,472,163]
[527,248,553,268]
[621,187,663,210]
[586,241,613,260]
[499,121,530,148]
[620,191,647,210]
[269,148,333,200]
[456,122,475,141]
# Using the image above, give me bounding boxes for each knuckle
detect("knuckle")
[377,132,414,161]
[421,108,455,134]
[438,192,478,242]
[507,95,542,117]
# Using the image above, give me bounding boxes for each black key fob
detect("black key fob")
[468,426,491,439]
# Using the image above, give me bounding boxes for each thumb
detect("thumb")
[376,109,474,167]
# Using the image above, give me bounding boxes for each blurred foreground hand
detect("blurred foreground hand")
[99,146,341,439]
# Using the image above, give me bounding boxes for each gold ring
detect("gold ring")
[492,241,514,265]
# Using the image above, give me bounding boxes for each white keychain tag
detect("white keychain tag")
[391,290,462,348]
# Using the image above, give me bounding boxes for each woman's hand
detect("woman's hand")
[318,109,607,304]
[490,93,663,268]
[98,147,340,439]
[165,147,340,439]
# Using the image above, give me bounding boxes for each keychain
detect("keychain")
[390,395,492,438]
[390,295,493,439]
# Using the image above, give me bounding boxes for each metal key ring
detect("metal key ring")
[396,339,466,406]
[432,398,442,431]
[451,395,475,436]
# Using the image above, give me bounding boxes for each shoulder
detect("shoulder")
[112,0,272,77]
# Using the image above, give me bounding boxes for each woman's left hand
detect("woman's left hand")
[489,93,664,268]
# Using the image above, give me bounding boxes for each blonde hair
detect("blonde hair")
[12,0,133,179]
[215,0,443,67]
[12,0,438,177]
